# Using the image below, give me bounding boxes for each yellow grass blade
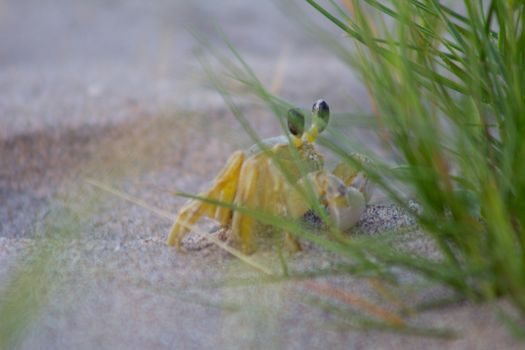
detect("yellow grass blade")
[301,280,406,327]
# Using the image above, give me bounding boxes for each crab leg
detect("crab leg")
[266,160,302,252]
[167,151,244,248]
[231,157,261,254]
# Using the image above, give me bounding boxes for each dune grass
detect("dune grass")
[197,0,525,331]
[306,0,525,312]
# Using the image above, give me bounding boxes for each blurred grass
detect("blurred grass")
[0,207,83,348]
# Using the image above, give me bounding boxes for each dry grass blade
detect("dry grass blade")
[85,178,176,221]
[368,278,409,313]
[269,46,289,94]
[300,280,406,327]
[85,178,275,275]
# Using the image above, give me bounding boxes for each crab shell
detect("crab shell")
[167,136,370,253]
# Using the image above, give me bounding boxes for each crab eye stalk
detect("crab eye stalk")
[287,108,305,137]
[305,99,330,143]
[312,99,330,133]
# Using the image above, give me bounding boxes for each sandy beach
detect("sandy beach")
[0,1,521,349]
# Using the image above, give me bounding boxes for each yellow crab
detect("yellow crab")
[167,100,372,253]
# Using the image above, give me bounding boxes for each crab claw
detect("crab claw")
[332,154,374,203]
[315,172,366,231]
[326,186,366,231]
[287,171,366,231]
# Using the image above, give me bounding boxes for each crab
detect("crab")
[167,99,373,253]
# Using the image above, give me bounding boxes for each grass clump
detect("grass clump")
[204,0,525,326]
[314,0,525,310]
[301,0,525,316]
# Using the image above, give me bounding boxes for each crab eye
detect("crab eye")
[287,108,305,137]
[312,99,330,133]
